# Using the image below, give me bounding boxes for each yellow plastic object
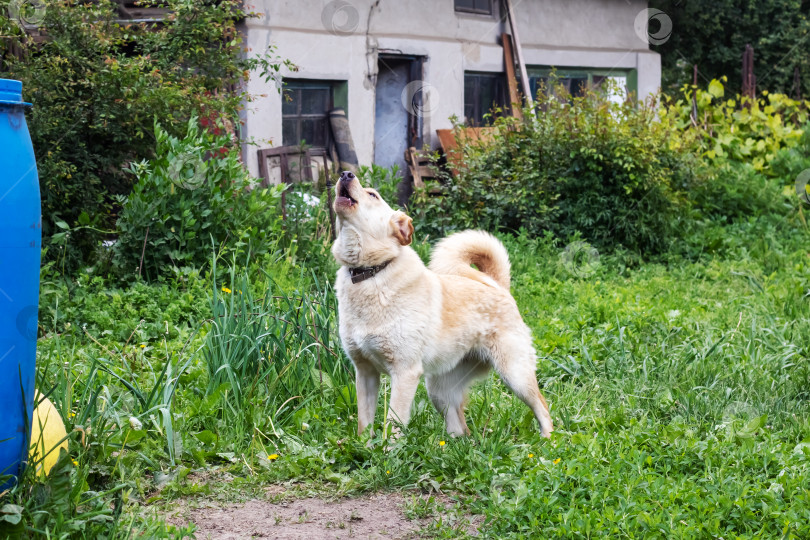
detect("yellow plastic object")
[28,392,69,477]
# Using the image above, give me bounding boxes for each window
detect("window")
[282,81,334,148]
[529,68,636,104]
[464,72,507,126]
[455,0,492,15]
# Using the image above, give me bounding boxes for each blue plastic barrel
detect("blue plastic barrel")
[0,79,41,489]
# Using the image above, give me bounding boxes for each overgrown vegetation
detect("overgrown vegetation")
[650,0,810,96]
[0,0,290,269]
[1,30,809,533]
[419,83,698,255]
[4,204,808,537]
[661,78,809,172]
[113,120,284,280]
[416,80,808,259]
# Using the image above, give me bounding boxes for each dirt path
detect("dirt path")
[170,490,481,539]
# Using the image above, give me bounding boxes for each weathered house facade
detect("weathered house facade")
[242,0,662,181]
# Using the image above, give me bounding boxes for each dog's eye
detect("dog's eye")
[368,192,378,199]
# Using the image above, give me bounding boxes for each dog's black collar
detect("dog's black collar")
[348,260,393,284]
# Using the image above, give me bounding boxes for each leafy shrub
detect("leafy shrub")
[690,163,790,222]
[39,272,209,343]
[358,164,404,206]
[0,0,290,269]
[421,84,699,255]
[770,125,810,188]
[661,78,809,172]
[277,184,340,272]
[113,119,284,280]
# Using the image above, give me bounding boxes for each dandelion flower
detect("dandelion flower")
[72,459,78,467]
[140,344,146,348]
[268,453,279,460]
[528,453,534,458]
[439,440,446,446]
[386,470,390,475]
[221,286,232,294]
[553,458,561,465]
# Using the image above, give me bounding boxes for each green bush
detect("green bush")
[113,119,285,280]
[358,163,404,207]
[690,163,790,222]
[661,78,809,173]
[771,125,810,189]
[0,0,290,269]
[421,84,699,255]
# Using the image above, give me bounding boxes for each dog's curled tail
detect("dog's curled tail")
[429,230,511,289]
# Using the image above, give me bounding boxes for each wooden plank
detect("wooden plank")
[406,147,425,188]
[504,0,533,105]
[436,127,496,177]
[501,33,523,119]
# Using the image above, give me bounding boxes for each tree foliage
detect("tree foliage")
[0,0,289,268]
[650,0,810,96]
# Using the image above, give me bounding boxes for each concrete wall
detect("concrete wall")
[243,0,661,178]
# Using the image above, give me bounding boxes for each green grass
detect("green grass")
[2,215,809,538]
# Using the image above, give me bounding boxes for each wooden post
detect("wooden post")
[504,0,533,105]
[742,44,756,105]
[501,33,523,119]
[690,64,698,126]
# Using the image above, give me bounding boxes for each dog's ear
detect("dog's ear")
[390,212,414,246]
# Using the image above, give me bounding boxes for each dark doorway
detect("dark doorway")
[374,55,424,203]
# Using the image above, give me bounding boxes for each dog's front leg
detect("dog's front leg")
[355,361,381,436]
[386,367,422,437]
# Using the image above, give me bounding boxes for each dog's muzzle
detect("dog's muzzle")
[336,171,357,208]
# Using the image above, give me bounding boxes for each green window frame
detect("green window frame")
[528,68,638,101]
[281,79,348,148]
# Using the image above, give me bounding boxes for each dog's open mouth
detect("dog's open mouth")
[337,183,356,207]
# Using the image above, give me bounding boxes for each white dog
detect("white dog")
[331,171,553,438]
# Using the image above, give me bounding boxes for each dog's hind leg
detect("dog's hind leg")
[426,353,490,437]
[488,331,554,438]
